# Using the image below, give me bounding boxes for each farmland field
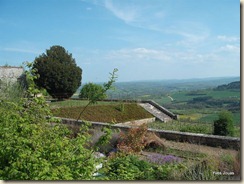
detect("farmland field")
[66,77,241,136]
[155,88,240,126]
[104,77,240,136]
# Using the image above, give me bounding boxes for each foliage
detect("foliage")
[148,121,213,135]
[215,81,240,90]
[0,63,98,180]
[0,80,25,102]
[88,127,119,154]
[213,111,234,136]
[94,126,113,151]
[179,124,210,134]
[100,154,183,180]
[145,146,207,161]
[182,159,219,180]
[32,45,82,100]
[116,103,125,112]
[79,82,107,100]
[147,154,182,165]
[75,68,118,121]
[117,124,148,154]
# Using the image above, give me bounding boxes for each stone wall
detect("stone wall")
[0,66,24,83]
[60,117,240,150]
[116,117,156,126]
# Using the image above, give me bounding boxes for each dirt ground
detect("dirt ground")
[163,139,238,158]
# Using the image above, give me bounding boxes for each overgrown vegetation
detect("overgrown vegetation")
[0,79,25,102]
[51,103,153,123]
[0,63,240,180]
[99,154,185,180]
[0,63,97,180]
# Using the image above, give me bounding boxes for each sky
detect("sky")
[0,0,240,83]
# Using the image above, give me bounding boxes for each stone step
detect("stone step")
[139,103,172,122]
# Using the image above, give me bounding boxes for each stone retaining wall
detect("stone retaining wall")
[116,117,156,126]
[60,117,240,150]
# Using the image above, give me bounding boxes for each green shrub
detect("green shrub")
[79,82,107,100]
[180,124,210,134]
[213,111,234,136]
[101,154,182,180]
[118,103,125,112]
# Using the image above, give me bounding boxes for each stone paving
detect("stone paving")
[138,103,172,122]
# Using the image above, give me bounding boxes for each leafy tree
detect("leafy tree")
[0,62,97,180]
[79,83,107,100]
[76,68,118,121]
[32,45,82,100]
[213,111,234,136]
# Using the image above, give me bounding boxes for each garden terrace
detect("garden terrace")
[51,100,154,123]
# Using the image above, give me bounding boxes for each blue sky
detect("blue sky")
[0,0,240,83]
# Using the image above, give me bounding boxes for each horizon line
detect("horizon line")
[82,75,240,84]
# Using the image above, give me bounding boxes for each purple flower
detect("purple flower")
[147,153,182,164]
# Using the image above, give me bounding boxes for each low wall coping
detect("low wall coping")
[58,117,240,150]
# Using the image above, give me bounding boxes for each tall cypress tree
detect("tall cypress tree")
[33,45,82,99]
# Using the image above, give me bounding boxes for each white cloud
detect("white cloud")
[217,35,240,42]
[102,0,169,33]
[2,47,41,54]
[166,21,210,49]
[104,0,138,23]
[218,44,240,53]
[176,32,208,48]
[73,44,239,82]
[154,11,165,19]
[106,47,171,61]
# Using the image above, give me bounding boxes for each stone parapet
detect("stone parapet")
[59,117,240,150]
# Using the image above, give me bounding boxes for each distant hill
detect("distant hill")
[74,76,240,99]
[215,81,240,90]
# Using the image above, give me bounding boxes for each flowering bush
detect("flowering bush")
[147,153,182,165]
